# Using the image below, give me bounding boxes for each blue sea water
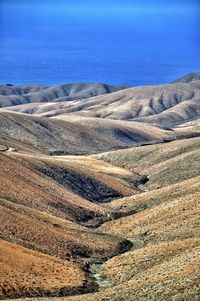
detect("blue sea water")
[0,1,200,86]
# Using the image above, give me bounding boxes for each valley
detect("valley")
[0,73,199,301]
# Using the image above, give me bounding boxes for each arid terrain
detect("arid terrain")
[0,73,199,301]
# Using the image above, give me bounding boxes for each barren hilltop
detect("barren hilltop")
[0,73,200,301]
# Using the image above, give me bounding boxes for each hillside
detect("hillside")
[21,173,199,301]
[172,72,200,83]
[0,111,171,155]
[1,137,199,301]
[0,82,126,108]
[101,176,200,244]
[1,77,200,128]
[0,73,199,300]
[0,240,85,299]
[0,151,138,298]
[94,137,200,188]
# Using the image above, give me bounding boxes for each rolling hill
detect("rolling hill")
[1,73,200,129]
[94,137,200,188]
[0,82,126,108]
[0,151,137,298]
[0,111,172,155]
[20,154,199,301]
[0,73,199,300]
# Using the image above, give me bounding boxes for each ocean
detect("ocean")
[0,1,199,86]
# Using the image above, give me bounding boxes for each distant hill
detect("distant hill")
[172,72,200,83]
[0,82,127,108]
[1,74,200,128]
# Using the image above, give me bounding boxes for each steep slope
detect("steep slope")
[92,177,200,301]
[0,153,106,224]
[57,176,200,301]
[1,151,142,262]
[24,180,200,301]
[0,151,143,223]
[0,82,126,108]
[1,198,130,261]
[104,238,200,286]
[101,176,200,244]
[0,240,85,299]
[0,151,139,298]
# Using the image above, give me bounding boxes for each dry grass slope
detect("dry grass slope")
[0,240,85,299]
[0,151,140,298]
[101,177,200,245]
[0,111,171,155]
[95,137,200,188]
[36,239,200,301]
[0,74,200,301]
